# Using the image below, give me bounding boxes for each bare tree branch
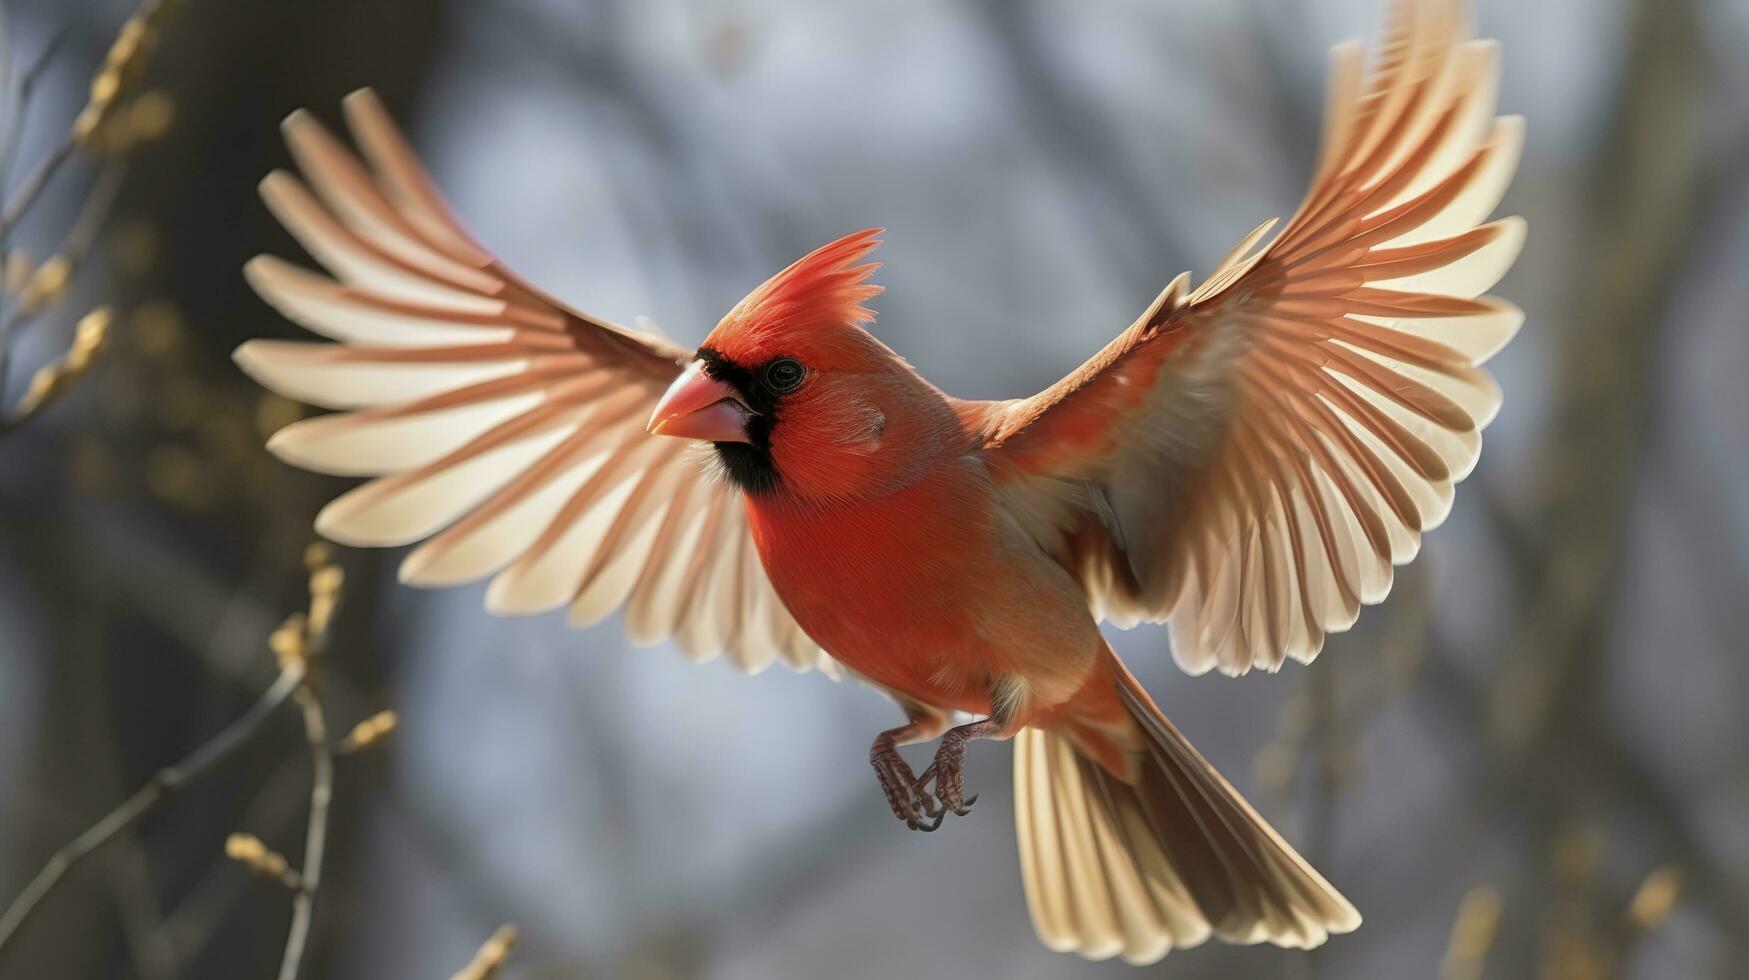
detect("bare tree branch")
[0,666,305,963]
[276,685,333,980]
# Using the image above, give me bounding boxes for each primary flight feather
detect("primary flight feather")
[237,0,1522,964]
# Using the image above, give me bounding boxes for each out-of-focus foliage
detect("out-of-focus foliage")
[1,0,1745,978]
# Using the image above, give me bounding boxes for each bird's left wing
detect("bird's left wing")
[981,1,1523,676]
[235,90,832,676]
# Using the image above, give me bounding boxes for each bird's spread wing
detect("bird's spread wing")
[236,89,832,676]
[982,1,1524,676]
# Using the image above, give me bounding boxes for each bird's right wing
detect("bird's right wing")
[236,89,832,675]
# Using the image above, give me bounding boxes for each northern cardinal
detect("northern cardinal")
[236,0,1521,963]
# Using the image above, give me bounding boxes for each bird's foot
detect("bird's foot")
[917,718,1003,820]
[870,730,945,832]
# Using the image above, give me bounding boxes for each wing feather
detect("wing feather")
[237,90,832,675]
[984,0,1522,675]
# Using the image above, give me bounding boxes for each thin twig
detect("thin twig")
[0,133,74,239]
[1,0,167,242]
[108,838,174,980]
[0,665,305,963]
[276,684,332,980]
[161,754,308,973]
[0,162,125,410]
[0,29,68,196]
[19,29,68,94]
[0,161,124,343]
[60,162,125,257]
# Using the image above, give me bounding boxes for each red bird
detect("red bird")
[237,0,1522,963]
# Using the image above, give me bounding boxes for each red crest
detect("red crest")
[705,229,885,364]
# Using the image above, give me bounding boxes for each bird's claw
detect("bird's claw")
[917,749,978,819]
[872,739,943,831]
[916,781,945,820]
[909,806,947,832]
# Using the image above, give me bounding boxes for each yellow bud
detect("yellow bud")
[310,565,344,596]
[450,925,519,980]
[307,591,337,636]
[111,19,147,61]
[4,307,112,424]
[18,366,56,409]
[339,710,399,754]
[225,832,300,889]
[303,541,333,570]
[90,68,121,107]
[105,20,152,90]
[70,308,112,361]
[269,613,309,669]
[19,255,72,314]
[225,832,268,865]
[1627,866,1681,931]
[73,105,103,147]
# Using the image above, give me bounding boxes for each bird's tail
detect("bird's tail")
[1012,659,1360,965]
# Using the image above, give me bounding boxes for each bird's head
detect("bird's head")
[647,229,930,500]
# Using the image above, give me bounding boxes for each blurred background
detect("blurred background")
[1,0,1745,977]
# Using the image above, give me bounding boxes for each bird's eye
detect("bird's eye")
[763,358,805,393]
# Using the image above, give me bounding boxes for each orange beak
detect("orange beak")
[647,361,753,443]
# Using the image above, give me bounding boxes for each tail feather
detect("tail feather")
[1013,671,1359,964]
